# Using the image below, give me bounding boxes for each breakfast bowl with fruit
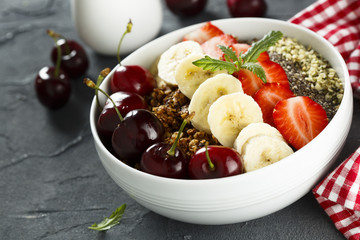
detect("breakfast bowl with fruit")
[88,18,353,225]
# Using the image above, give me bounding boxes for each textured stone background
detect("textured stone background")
[0,0,358,239]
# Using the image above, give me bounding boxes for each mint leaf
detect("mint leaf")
[243,31,283,63]
[218,45,239,63]
[192,56,238,74]
[192,30,283,83]
[242,62,267,83]
[89,204,126,231]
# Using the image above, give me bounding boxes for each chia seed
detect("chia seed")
[268,37,344,120]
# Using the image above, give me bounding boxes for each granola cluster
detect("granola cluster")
[146,86,219,159]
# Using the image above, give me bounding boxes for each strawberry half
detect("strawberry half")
[201,34,238,59]
[238,60,289,97]
[228,43,270,62]
[183,22,224,44]
[258,60,290,88]
[273,96,329,150]
[253,83,295,126]
[238,69,265,96]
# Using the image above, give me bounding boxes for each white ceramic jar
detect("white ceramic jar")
[70,0,163,56]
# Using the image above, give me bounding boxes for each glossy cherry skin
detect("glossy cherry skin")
[227,0,267,18]
[188,146,244,179]
[165,0,207,16]
[112,109,164,166]
[35,66,71,109]
[51,39,89,78]
[97,91,148,140]
[110,65,156,96]
[140,142,188,179]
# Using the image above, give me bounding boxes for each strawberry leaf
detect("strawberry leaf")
[242,62,267,83]
[192,56,238,74]
[243,31,283,63]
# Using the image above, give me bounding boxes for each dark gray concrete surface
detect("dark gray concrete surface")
[1,0,358,239]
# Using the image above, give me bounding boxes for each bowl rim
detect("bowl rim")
[89,17,353,187]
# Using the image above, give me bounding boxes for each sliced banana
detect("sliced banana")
[234,122,285,155]
[175,53,227,99]
[157,41,204,85]
[188,73,243,133]
[207,92,263,147]
[242,135,294,172]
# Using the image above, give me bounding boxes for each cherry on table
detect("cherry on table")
[35,30,71,110]
[140,120,188,179]
[188,145,244,179]
[227,0,267,18]
[112,109,164,166]
[35,66,71,109]
[165,0,208,17]
[110,20,156,96]
[49,30,89,78]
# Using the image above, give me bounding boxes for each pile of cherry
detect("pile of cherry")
[86,60,243,180]
[34,30,89,109]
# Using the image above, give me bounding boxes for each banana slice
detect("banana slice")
[208,92,263,147]
[242,135,294,172]
[234,122,285,155]
[175,53,227,99]
[188,73,244,133]
[157,41,204,85]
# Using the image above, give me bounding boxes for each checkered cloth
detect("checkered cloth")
[289,0,360,99]
[312,148,360,240]
[289,0,360,239]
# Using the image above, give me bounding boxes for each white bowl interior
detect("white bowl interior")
[90,18,353,225]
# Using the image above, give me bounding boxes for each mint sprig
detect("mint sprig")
[88,204,126,231]
[192,30,283,83]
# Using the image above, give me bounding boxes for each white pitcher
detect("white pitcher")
[70,0,163,56]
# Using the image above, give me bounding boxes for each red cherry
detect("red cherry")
[188,146,243,179]
[50,37,89,78]
[110,65,156,96]
[140,142,188,179]
[112,109,164,166]
[35,66,71,109]
[165,0,207,16]
[140,119,188,179]
[227,0,267,18]
[110,21,156,96]
[97,91,148,140]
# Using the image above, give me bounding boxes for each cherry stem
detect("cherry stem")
[47,29,62,78]
[95,68,111,109]
[84,78,124,122]
[117,19,133,65]
[167,119,187,156]
[205,145,215,171]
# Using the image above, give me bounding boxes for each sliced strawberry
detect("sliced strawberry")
[201,34,238,59]
[183,22,224,44]
[258,60,290,88]
[228,43,270,62]
[253,83,295,126]
[238,69,265,96]
[273,96,329,150]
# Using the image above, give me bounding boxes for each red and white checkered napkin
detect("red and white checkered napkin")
[289,0,360,99]
[312,148,360,240]
[288,0,360,238]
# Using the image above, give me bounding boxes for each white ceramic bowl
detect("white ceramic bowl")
[89,18,353,225]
